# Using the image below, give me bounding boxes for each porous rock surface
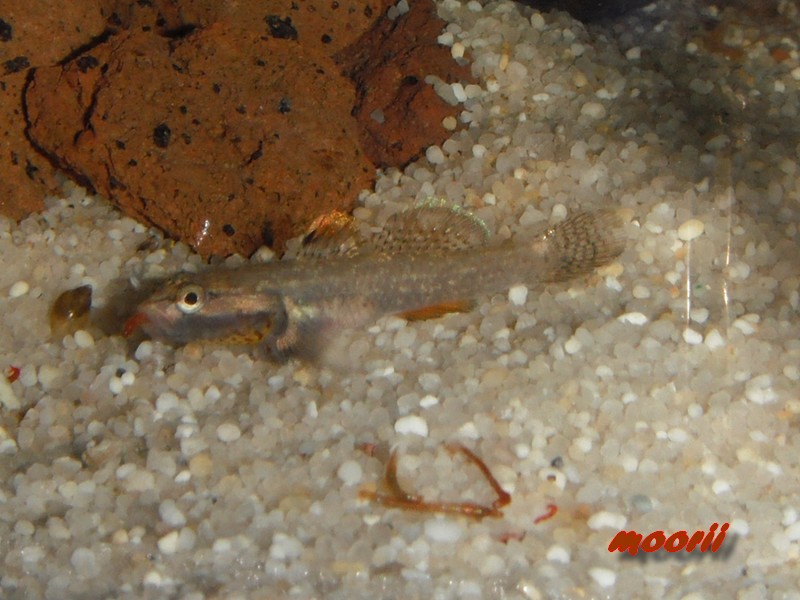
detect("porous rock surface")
[3,0,471,256]
[0,2,108,219]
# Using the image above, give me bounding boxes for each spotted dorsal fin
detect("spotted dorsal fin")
[371,199,490,255]
[297,199,489,260]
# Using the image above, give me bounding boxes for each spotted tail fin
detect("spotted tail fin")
[540,210,625,282]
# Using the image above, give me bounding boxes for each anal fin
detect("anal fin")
[398,300,474,321]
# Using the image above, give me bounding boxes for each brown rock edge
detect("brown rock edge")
[2,0,472,257]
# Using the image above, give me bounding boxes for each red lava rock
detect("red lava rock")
[0,71,54,219]
[0,2,107,220]
[337,2,474,167]
[8,0,470,257]
[100,0,390,53]
[0,2,107,69]
[26,23,374,257]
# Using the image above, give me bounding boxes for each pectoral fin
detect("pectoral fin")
[263,298,331,363]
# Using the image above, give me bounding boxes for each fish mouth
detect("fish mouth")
[122,312,150,337]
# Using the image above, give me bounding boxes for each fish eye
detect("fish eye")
[176,284,205,314]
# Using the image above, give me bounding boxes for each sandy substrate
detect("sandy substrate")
[2,1,800,598]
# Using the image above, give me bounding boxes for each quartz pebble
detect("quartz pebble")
[588,511,627,530]
[424,518,464,543]
[0,378,21,410]
[8,281,29,298]
[426,146,445,165]
[337,460,363,486]
[682,328,703,345]
[158,531,180,555]
[564,336,582,354]
[216,423,241,443]
[617,312,648,325]
[269,533,303,560]
[73,330,94,348]
[394,415,428,437]
[589,567,617,588]
[508,284,528,306]
[581,101,606,119]
[677,219,705,241]
[546,545,570,563]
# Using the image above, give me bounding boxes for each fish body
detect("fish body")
[126,205,624,361]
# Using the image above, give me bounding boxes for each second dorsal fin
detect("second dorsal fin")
[372,199,490,255]
[298,199,490,259]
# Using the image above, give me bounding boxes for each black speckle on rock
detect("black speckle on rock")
[3,56,29,74]
[153,123,171,148]
[212,83,221,94]
[164,24,197,39]
[331,1,340,9]
[108,12,123,27]
[246,141,264,165]
[76,55,99,73]
[222,224,235,236]
[321,33,332,44]
[402,75,419,86]
[128,159,138,167]
[24,160,38,180]
[115,140,126,150]
[261,221,274,247]
[265,15,298,40]
[179,105,188,114]
[0,18,12,42]
[236,105,246,114]
[278,98,291,114]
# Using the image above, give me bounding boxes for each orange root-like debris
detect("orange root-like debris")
[360,443,511,520]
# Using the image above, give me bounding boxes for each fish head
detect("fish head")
[124,273,286,346]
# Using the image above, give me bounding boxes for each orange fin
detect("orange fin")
[398,300,474,321]
[298,210,365,259]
